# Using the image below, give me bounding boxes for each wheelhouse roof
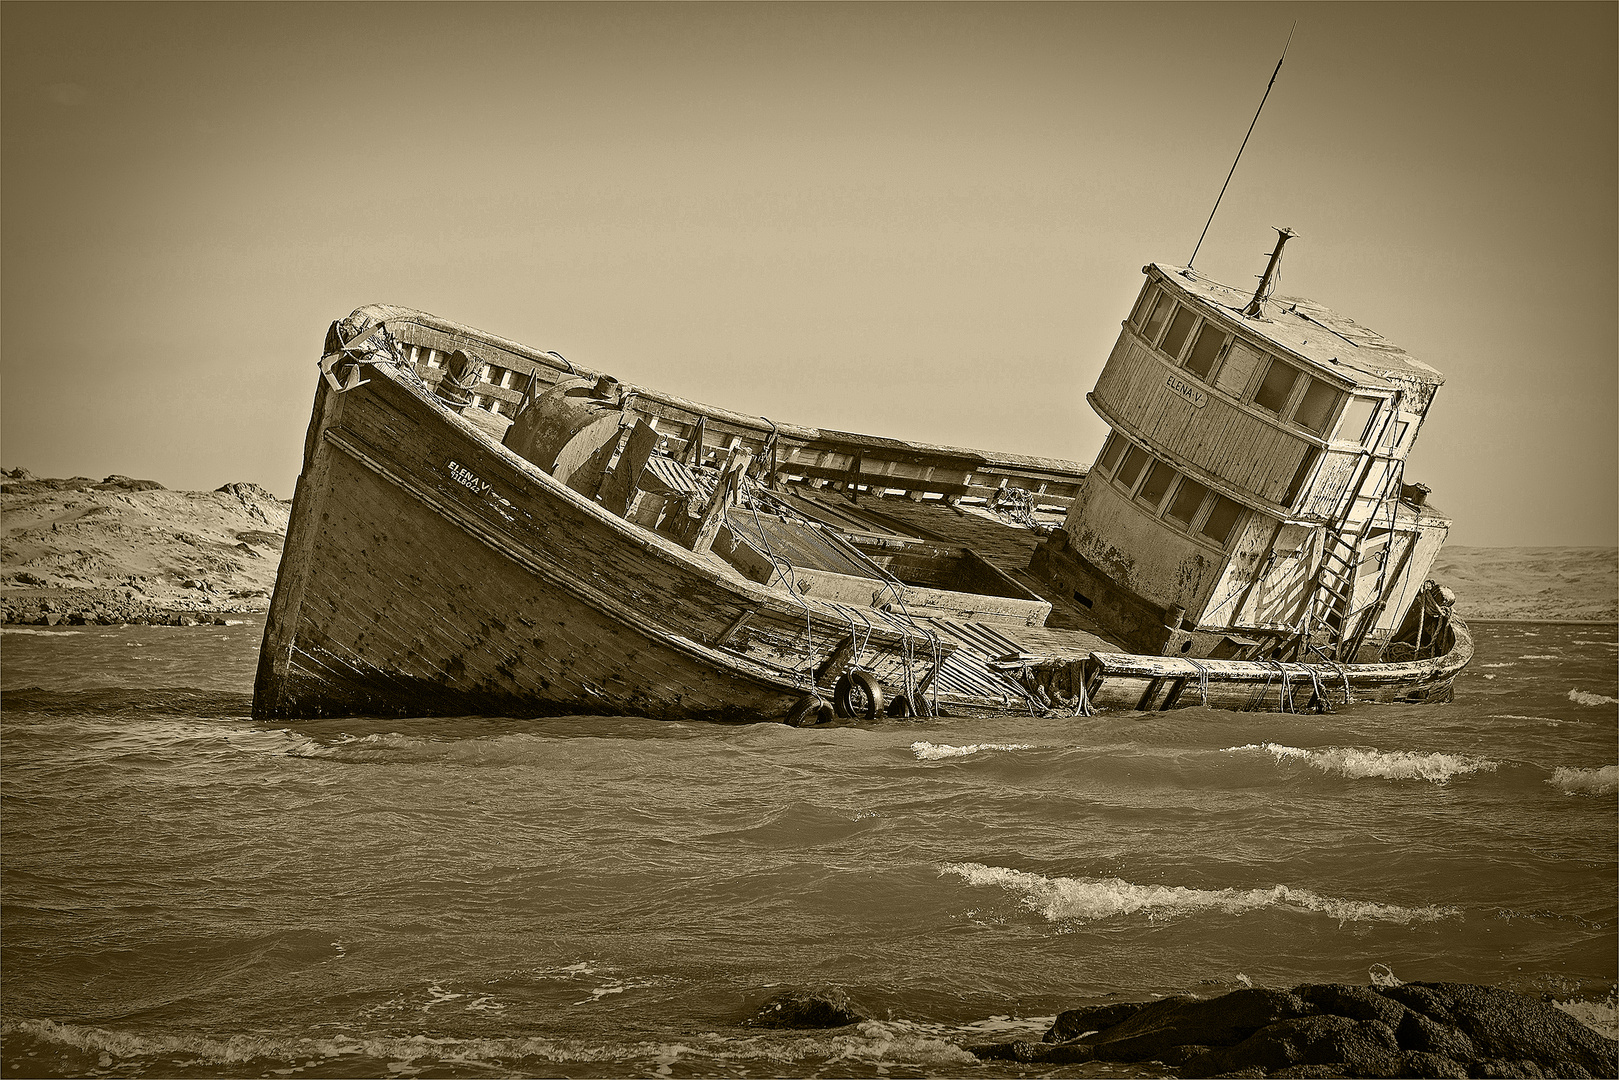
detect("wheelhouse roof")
[1150,263,1445,392]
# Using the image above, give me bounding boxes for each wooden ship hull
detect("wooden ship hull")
[254,294,1471,725]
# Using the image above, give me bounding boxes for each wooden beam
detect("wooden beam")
[689,448,751,555]
[599,419,660,517]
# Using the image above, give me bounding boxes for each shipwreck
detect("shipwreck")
[253,236,1470,724]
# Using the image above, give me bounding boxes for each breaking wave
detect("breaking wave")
[1224,742,1498,784]
[1546,766,1619,797]
[1566,689,1618,707]
[940,862,1459,926]
[0,1016,977,1072]
[910,741,1035,761]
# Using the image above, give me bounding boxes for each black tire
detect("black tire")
[785,694,833,727]
[886,691,933,718]
[832,670,884,720]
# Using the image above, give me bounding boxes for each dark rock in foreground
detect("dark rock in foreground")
[965,982,1617,1078]
[745,987,869,1029]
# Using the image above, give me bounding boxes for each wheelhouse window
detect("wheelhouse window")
[1183,323,1227,380]
[1141,293,1176,343]
[1106,444,1248,551]
[1336,395,1381,443]
[1165,477,1208,527]
[1253,358,1299,415]
[1159,306,1198,359]
[1199,494,1245,546]
[1129,287,1160,330]
[1215,340,1266,398]
[1292,377,1340,435]
[1136,461,1177,510]
[1115,445,1150,490]
[1095,433,1126,475]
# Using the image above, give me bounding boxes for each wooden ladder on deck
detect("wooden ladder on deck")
[1291,396,1404,662]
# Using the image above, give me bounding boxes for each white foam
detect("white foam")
[1547,765,1618,797]
[1519,654,1561,660]
[1224,742,1498,784]
[2,627,85,635]
[1567,689,1618,707]
[1554,993,1619,1040]
[285,732,450,763]
[1573,640,1618,647]
[940,862,1459,926]
[1480,662,1516,668]
[573,977,656,1006]
[1368,964,1403,988]
[911,741,1035,760]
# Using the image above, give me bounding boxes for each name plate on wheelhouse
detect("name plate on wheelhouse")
[1165,373,1208,408]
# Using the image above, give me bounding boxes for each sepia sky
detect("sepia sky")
[3,2,1614,547]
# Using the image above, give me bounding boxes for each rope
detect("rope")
[1071,663,1093,717]
[1184,658,1212,706]
[1268,660,1295,713]
[1305,664,1331,714]
[988,485,1041,529]
[737,481,818,688]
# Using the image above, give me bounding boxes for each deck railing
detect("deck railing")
[380,310,1090,515]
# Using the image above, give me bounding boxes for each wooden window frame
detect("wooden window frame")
[1181,320,1231,382]
[1332,394,1387,447]
[1158,305,1200,360]
[1163,475,1211,530]
[1134,459,1179,512]
[1140,293,1178,346]
[1129,285,1160,331]
[1112,447,1248,553]
[1094,432,1127,476]
[1113,443,1152,491]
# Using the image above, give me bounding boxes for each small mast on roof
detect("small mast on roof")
[1242,226,1297,318]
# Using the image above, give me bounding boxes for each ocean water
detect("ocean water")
[2,619,1614,1078]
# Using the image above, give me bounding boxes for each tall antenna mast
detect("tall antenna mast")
[1187,22,1296,270]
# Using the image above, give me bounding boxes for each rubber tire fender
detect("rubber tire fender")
[832,670,885,720]
[886,691,933,718]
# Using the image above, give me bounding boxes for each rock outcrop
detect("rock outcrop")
[967,982,1617,1078]
[744,987,870,1029]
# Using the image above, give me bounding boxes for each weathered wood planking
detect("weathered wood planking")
[255,360,948,721]
[1091,337,1317,506]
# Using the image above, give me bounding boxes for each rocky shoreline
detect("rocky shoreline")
[750,982,1617,1078]
[969,981,1617,1078]
[1,587,259,627]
